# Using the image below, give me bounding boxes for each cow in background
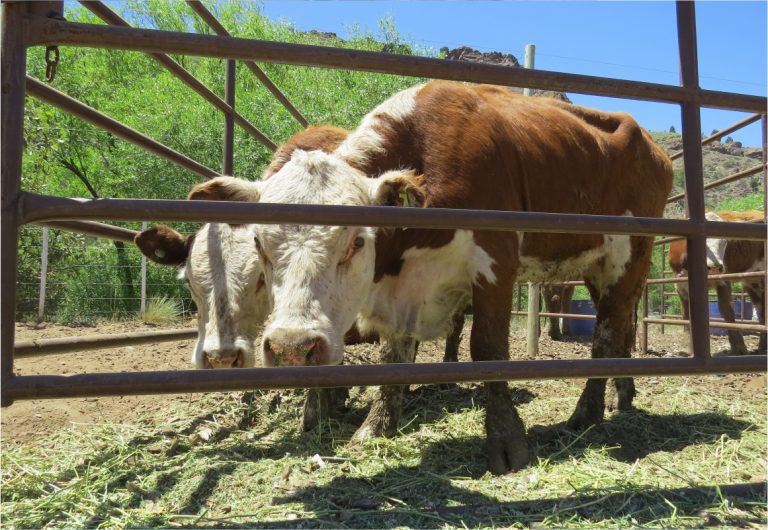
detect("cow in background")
[543,285,576,340]
[669,210,766,355]
[191,81,673,473]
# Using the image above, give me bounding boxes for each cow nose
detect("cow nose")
[203,347,245,369]
[263,331,329,367]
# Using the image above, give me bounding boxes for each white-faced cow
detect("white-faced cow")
[668,210,766,355]
[182,81,673,474]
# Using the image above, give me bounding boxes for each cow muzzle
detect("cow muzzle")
[262,330,330,367]
[203,346,245,369]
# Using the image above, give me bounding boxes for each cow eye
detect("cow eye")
[340,235,365,265]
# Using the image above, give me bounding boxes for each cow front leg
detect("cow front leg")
[716,283,748,356]
[443,308,466,362]
[352,336,416,441]
[301,387,350,431]
[544,286,563,341]
[745,283,766,354]
[471,273,529,474]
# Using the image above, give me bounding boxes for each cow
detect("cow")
[543,284,576,340]
[188,80,673,474]
[668,210,766,355]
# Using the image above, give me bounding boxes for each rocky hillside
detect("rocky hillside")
[650,132,764,216]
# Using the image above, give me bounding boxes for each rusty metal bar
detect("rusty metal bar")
[33,220,138,243]
[223,59,235,174]
[14,327,197,358]
[1,2,30,407]
[20,192,768,241]
[667,164,766,203]
[79,1,277,152]
[655,236,685,245]
[643,317,765,332]
[646,271,766,285]
[677,1,711,360]
[4,355,765,401]
[26,17,766,113]
[25,77,220,179]
[669,113,763,161]
[185,0,309,128]
[641,282,649,354]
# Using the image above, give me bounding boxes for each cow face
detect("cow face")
[190,151,422,367]
[135,223,268,369]
[704,212,728,273]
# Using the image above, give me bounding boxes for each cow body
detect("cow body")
[669,211,766,355]
[191,81,673,474]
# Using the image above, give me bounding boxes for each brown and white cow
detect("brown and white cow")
[668,210,766,355]
[187,81,673,474]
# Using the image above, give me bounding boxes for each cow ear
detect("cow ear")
[188,176,261,202]
[134,225,190,266]
[372,170,427,208]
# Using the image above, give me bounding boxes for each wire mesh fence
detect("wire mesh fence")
[15,224,194,323]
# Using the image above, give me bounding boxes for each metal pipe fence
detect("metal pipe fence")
[2,1,766,408]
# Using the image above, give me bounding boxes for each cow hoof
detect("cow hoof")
[566,404,604,431]
[486,434,530,475]
[731,347,749,356]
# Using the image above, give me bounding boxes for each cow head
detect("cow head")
[135,222,268,369]
[188,150,424,367]
[704,211,728,273]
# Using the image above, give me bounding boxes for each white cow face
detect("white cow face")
[190,151,423,368]
[135,223,269,369]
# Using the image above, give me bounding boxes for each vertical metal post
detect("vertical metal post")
[223,59,236,175]
[676,1,710,360]
[660,242,666,333]
[140,221,148,318]
[1,3,30,406]
[37,227,49,322]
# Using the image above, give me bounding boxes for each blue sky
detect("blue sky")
[261,1,766,147]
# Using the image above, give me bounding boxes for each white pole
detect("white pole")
[523,43,540,357]
[37,226,49,322]
[140,221,147,318]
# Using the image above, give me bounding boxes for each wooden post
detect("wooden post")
[526,283,540,357]
[523,44,535,97]
[37,227,49,322]
[660,242,666,334]
[140,221,147,318]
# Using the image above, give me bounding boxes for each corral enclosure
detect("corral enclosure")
[2,1,767,527]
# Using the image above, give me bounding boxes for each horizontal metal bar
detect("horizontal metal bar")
[25,76,220,179]
[33,220,137,243]
[13,193,697,235]
[19,193,768,240]
[669,113,764,161]
[667,164,766,203]
[645,270,767,285]
[4,356,765,401]
[655,236,684,245]
[80,0,277,151]
[14,327,197,358]
[185,0,309,128]
[643,317,766,332]
[26,16,766,112]
[511,310,595,321]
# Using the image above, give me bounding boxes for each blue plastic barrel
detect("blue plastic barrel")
[567,299,596,337]
[709,300,754,336]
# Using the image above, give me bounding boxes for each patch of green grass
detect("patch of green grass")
[3,372,765,528]
[142,296,182,325]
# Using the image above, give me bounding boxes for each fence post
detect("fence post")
[223,59,235,175]
[140,221,147,318]
[37,227,49,322]
[641,283,649,355]
[522,43,541,357]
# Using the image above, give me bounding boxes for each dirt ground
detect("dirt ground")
[3,319,764,445]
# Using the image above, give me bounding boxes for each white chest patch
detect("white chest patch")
[360,230,494,339]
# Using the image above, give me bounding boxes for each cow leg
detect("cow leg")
[301,387,350,431]
[544,286,563,341]
[745,282,766,354]
[567,237,650,430]
[716,283,748,356]
[471,274,529,474]
[443,308,466,362]
[352,335,417,441]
